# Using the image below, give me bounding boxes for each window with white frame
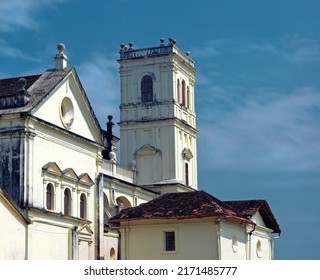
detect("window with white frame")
[80,193,87,219]
[46,183,54,211]
[64,188,72,216]
[141,75,153,102]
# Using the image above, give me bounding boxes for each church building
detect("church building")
[0,39,280,260]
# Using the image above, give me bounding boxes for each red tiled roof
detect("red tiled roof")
[224,200,281,234]
[0,74,41,97]
[0,68,104,140]
[224,200,265,216]
[109,191,253,224]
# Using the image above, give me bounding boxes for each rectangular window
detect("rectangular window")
[165,231,175,251]
[185,162,189,186]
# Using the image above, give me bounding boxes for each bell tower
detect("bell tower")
[118,38,197,192]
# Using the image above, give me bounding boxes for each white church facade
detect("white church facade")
[0,39,280,260]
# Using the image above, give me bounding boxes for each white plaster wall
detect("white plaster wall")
[250,231,272,260]
[119,53,197,188]
[0,198,27,260]
[104,235,119,260]
[32,74,99,141]
[121,219,218,260]
[120,120,197,187]
[251,212,267,227]
[29,121,97,215]
[27,221,70,259]
[79,240,90,260]
[24,120,98,260]
[219,221,247,260]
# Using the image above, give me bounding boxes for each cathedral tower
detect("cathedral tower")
[118,38,197,192]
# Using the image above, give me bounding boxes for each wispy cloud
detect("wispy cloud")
[0,0,68,32]
[281,36,320,63]
[0,37,40,61]
[0,38,24,56]
[191,36,320,64]
[76,53,120,128]
[198,86,320,173]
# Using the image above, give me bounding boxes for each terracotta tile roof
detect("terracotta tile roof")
[224,200,281,234]
[0,74,42,97]
[0,68,71,114]
[0,68,104,144]
[109,191,253,224]
[224,200,265,216]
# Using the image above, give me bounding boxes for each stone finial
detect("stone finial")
[160,38,165,46]
[17,78,27,92]
[109,151,117,164]
[54,43,68,70]
[128,42,133,50]
[57,43,65,54]
[186,51,191,57]
[168,37,176,46]
[17,77,30,106]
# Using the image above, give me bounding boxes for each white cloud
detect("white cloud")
[76,53,120,129]
[191,39,227,58]
[191,36,320,63]
[281,36,320,63]
[198,86,320,173]
[0,0,68,32]
[0,38,23,56]
[240,42,280,56]
[0,37,40,61]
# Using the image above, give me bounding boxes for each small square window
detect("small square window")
[164,231,175,251]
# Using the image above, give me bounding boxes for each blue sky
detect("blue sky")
[1,0,319,260]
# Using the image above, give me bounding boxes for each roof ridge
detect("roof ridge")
[0,73,42,81]
[200,191,248,218]
[224,199,266,203]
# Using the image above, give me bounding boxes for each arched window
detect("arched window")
[64,188,71,216]
[177,79,180,103]
[182,80,186,107]
[116,196,132,209]
[185,162,189,186]
[80,193,86,219]
[46,183,54,210]
[187,86,190,109]
[141,75,153,102]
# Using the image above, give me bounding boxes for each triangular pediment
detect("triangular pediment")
[62,168,79,181]
[31,68,104,145]
[182,148,193,160]
[42,162,62,175]
[79,173,94,186]
[135,144,160,156]
[78,224,93,235]
[78,223,93,243]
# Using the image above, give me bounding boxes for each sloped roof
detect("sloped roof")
[224,200,281,234]
[0,68,70,114]
[0,74,41,97]
[109,190,253,224]
[0,67,105,144]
